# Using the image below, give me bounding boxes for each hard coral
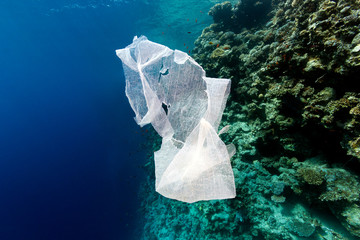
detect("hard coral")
[288,218,316,237]
[320,168,360,202]
[208,1,233,25]
[298,167,325,185]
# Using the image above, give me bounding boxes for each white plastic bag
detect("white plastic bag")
[116,36,235,203]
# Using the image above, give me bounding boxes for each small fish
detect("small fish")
[186,46,189,49]
[218,125,231,135]
[195,19,197,23]
[223,46,230,50]
[188,50,191,54]
[209,41,214,45]
[187,32,191,34]
[184,43,186,46]
[216,44,219,48]
[187,18,189,21]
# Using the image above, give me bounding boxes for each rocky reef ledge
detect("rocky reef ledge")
[139,0,360,239]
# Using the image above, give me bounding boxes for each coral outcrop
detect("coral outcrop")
[194,0,360,163]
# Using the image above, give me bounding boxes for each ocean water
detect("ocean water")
[0,0,220,239]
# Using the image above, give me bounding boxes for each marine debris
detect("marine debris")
[117,36,235,203]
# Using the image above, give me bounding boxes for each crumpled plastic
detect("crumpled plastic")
[116,36,235,203]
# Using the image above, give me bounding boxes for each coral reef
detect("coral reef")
[138,0,360,239]
[194,0,360,163]
[209,0,272,31]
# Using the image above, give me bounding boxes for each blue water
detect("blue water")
[0,0,221,239]
[0,1,154,239]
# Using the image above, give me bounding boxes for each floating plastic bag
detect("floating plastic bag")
[116,36,235,203]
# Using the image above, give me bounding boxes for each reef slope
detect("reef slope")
[139,0,360,239]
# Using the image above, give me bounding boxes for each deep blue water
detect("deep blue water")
[0,0,218,238]
[0,1,153,239]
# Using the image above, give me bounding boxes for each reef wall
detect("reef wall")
[138,0,360,239]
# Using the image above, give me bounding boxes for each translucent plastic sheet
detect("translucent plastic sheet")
[116,36,235,203]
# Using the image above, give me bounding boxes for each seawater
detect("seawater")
[0,0,226,239]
